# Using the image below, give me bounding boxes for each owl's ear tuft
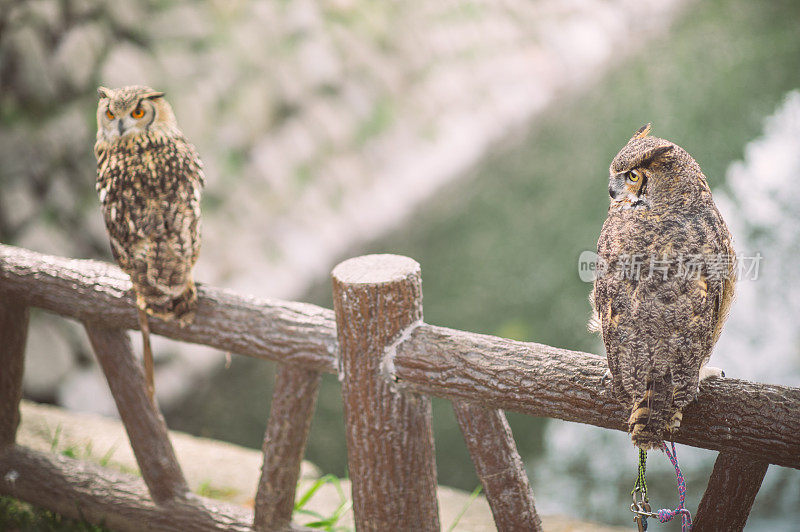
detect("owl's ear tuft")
[631,123,652,141]
[97,86,112,99]
[639,145,674,168]
[143,91,165,100]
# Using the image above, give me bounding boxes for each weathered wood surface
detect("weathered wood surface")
[332,254,440,532]
[0,296,28,448]
[85,324,188,504]
[392,324,800,469]
[453,400,542,532]
[254,364,321,531]
[2,244,798,468]
[0,244,337,372]
[693,452,769,532]
[0,445,314,532]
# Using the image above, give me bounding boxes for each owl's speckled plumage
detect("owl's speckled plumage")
[590,124,735,449]
[95,85,204,397]
[95,85,204,319]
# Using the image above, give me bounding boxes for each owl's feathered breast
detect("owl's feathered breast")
[96,131,204,297]
[594,198,734,407]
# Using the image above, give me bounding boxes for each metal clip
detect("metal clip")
[631,489,656,531]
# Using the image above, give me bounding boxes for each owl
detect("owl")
[590,124,735,449]
[94,85,205,400]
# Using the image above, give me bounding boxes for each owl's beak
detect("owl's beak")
[609,186,618,199]
[117,120,125,136]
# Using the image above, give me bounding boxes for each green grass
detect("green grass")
[293,474,352,531]
[1,427,350,531]
[446,485,483,532]
[0,425,124,531]
[0,475,354,532]
[0,497,111,532]
[196,480,239,501]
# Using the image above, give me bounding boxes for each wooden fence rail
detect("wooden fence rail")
[1,243,798,531]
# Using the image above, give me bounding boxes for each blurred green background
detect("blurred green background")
[166,2,800,526]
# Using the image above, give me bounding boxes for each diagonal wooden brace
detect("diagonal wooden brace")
[453,400,543,532]
[85,324,188,504]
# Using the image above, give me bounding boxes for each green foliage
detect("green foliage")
[293,474,353,531]
[48,424,118,467]
[196,480,239,501]
[0,496,111,532]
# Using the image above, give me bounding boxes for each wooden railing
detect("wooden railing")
[0,244,798,531]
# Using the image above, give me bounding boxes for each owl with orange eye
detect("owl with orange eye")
[94,85,205,401]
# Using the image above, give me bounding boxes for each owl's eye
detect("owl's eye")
[105,109,114,120]
[627,170,641,183]
[131,106,145,119]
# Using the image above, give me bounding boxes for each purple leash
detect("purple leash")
[657,442,692,531]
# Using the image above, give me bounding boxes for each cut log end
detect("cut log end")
[332,254,420,286]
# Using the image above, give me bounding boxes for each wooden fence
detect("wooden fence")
[0,243,798,531]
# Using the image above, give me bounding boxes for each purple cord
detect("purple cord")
[657,442,693,532]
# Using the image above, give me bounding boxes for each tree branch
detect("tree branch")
[0,244,338,373]
[393,324,800,469]
[2,244,798,468]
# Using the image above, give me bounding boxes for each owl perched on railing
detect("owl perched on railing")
[94,85,205,400]
[590,124,735,449]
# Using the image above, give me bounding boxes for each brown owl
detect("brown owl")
[590,124,735,449]
[95,85,204,400]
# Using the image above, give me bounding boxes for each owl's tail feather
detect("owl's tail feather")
[629,378,670,450]
[142,281,198,323]
[135,281,196,403]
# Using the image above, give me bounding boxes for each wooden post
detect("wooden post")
[453,400,543,531]
[0,297,28,449]
[693,451,768,532]
[85,324,188,504]
[254,364,321,531]
[331,254,440,532]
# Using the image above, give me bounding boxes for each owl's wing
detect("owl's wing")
[594,217,631,402]
[711,266,736,346]
[136,141,204,295]
[594,267,633,404]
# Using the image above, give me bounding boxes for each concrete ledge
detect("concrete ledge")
[16,401,624,531]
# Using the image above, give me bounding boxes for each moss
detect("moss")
[0,496,111,532]
[196,480,239,501]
